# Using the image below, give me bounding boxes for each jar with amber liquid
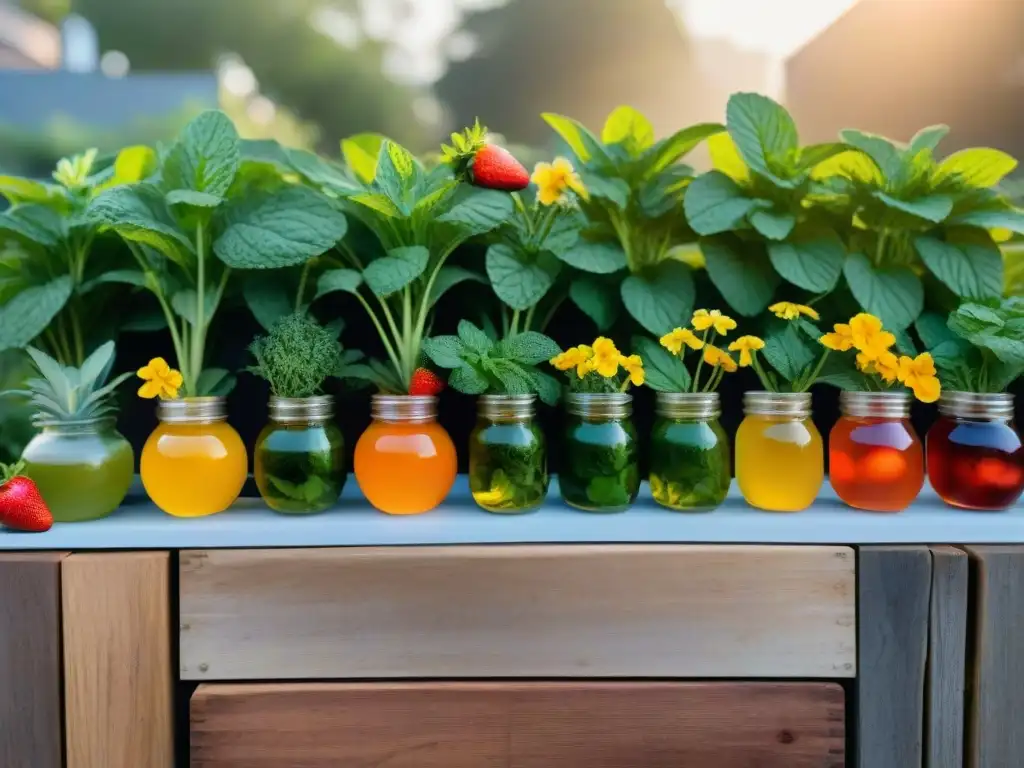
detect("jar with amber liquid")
[927,392,1023,510]
[829,391,924,512]
[354,395,457,514]
[736,391,823,512]
[140,397,248,517]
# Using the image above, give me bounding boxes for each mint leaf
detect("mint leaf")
[81,269,148,292]
[645,123,724,176]
[458,320,494,354]
[843,253,923,331]
[166,190,223,208]
[934,148,1017,189]
[872,191,953,223]
[422,336,465,369]
[620,260,694,336]
[569,276,619,331]
[633,336,691,392]
[486,244,559,311]
[314,269,363,301]
[839,129,902,180]
[163,110,240,196]
[484,358,534,396]
[449,363,489,394]
[372,140,411,208]
[557,241,627,274]
[577,171,629,208]
[362,245,428,297]
[0,205,63,248]
[428,266,486,308]
[528,369,562,406]
[767,229,845,292]
[437,187,514,235]
[916,311,962,349]
[726,93,799,180]
[683,171,762,235]
[749,209,796,240]
[499,332,561,365]
[915,235,1003,300]
[0,276,72,352]
[763,320,817,383]
[89,184,194,265]
[702,237,778,316]
[947,207,1024,234]
[540,112,610,166]
[908,125,950,155]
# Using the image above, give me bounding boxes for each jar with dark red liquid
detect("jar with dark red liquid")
[927,392,1023,511]
[830,391,924,512]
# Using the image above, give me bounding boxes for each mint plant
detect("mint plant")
[542,106,723,335]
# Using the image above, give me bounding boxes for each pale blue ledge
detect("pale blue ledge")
[0,475,1022,550]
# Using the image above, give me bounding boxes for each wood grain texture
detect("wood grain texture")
[62,552,174,768]
[179,544,856,680]
[190,681,846,768]
[963,546,1024,768]
[927,546,968,768]
[857,546,930,768]
[0,552,67,768]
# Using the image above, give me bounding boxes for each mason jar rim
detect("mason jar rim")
[938,391,1015,421]
[157,396,228,424]
[840,390,911,419]
[743,390,812,418]
[655,391,720,420]
[478,393,536,421]
[371,394,437,423]
[566,391,631,418]
[34,415,117,431]
[269,394,335,424]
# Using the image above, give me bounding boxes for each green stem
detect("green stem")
[409,242,460,381]
[704,365,725,393]
[535,206,558,247]
[353,291,403,382]
[797,350,831,393]
[69,304,85,366]
[295,261,312,313]
[691,330,715,392]
[55,313,75,365]
[874,231,888,268]
[512,192,533,236]
[524,304,537,332]
[191,221,206,396]
[401,287,414,380]
[509,309,521,337]
[537,294,565,332]
[43,329,64,361]
[126,242,187,374]
[750,353,775,391]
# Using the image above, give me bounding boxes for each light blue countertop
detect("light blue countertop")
[1,475,1021,550]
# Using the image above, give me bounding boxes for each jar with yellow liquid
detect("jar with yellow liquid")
[141,397,248,517]
[736,391,823,512]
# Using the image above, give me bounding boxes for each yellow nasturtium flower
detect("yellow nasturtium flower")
[531,157,588,206]
[550,345,593,377]
[589,337,621,377]
[728,335,765,367]
[703,345,738,372]
[898,353,941,403]
[660,327,704,355]
[873,351,901,383]
[769,301,820,321]
[619,354,645,386]
[849,313,895,360]
[691,308,737,335]
[820,322,855,352]
[137,357,183,400]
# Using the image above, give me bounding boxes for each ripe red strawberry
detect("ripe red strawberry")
[442,119,529,191]
[409,367,445,396]
[0,461,53,532]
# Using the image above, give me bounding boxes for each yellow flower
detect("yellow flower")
[874,351,901,383]
[137,357,183,400]
[691,309,737,335]
[619,354,645,386]
[531,156,588,206]
[849,313,895,360]
[769,301,820,321]
[820,322,855,352]
[660,327,704,355]
[703,345,737,372]
[550,345,593,377]
[898,353,941,403]
[589,336,621,377]
[727,335,765,367]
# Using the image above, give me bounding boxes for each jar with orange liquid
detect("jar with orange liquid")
[354,395,457,514]
[736,392,823,512]
[140,398,248,517]
[829,391,924,512]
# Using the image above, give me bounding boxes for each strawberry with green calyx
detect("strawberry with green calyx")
[409,367,446,396]
[0,461,53,533]
[442,119,529,191]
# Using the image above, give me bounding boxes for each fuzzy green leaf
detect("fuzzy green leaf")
[458,320,495,354]
[0,176,56,205]
[915,235,1003,300]
[527,369,561,405]
[499,332,561,365]
[349,192,401,218]
[633,336,691,392]
[620,260,695,336]
[725,93,798,179]
[363,245,429,297]
[485,358,534,395]
[843,253,923,331]
[683,171,762,235]
[421,335,465,369]
[0,276,73,352]
[767,229,845,292]
[162,110,240,196]
[557,241,627,274]
[486,244,559,311]
[701,238,778,316]
[569,276,619,331]
[449,363,489,394]
[81,269,148,292]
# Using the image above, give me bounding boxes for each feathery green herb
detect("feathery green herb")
[248,313,343,398]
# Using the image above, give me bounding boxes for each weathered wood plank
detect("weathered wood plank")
[927,546,968,768]
[190,681,846,768]
[963,545,1024,768]
[0,552,67,768]
[63,552,174,768]
[180,545,856,680]
[857,545,931,768]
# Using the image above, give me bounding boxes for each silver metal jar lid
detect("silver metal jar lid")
[655,392,720,420]
[156,397,227,424]
[566,392,632,419]
[370,394,437,423]
[477,394,536,421]
[840,390,911,419]
[743,391,812,419]
[938,391,1015,421]
[269,395,335,424]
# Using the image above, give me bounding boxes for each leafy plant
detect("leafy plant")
[422,321,562,405]
[922,299,1024,392]
[89,111,348,396]
[0,146,156,364]
[549,336,645,393]
[639,308,740,394]
[248,313,359,399]
[542,105,723,334]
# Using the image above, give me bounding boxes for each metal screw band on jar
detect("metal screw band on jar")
[743,391,812,419]
[938,391,1015,421]
[156,397,228,424]
[370,394,438,423]
[840,391,911,419]
[566,392,632,419]
[655,392,720,420]
[268,395,335,424]
[477,394,536,421]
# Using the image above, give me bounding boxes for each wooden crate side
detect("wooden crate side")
[926,546,968,768]
[857,545,931,768]
[62,552,173,768]
[190,681,846,768]
[0,552,67,768]
[180,544,856,680]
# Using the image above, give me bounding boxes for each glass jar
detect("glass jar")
[649,392,731,512]
[140,397,248,518]
[20,417,134,522]
[469,394,548,513]
[736,391,823,512]
[927,392,1023,510]
[560,392,640,513]
[830,391,924,512]
[254,395,345,514]
[354,395,457,515]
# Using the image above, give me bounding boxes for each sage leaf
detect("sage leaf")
[421,335,465,369]
[843,253,923,331]
[645,122,724,176]
[528,369,562,406]
[499,332,561,366]
[362,245,429,297]
[171,289,217,327]
[620,260,695,336]
[457,320,494,355]
[449,363,489,394]
[934,148,1017,189]
[915,235,1003,300]
[602,106,655,155]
